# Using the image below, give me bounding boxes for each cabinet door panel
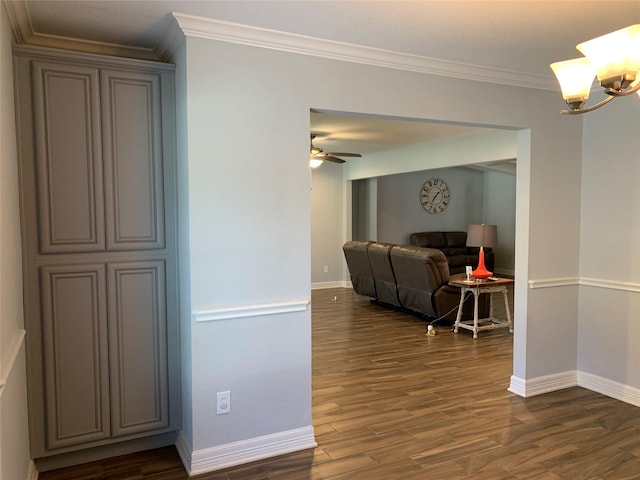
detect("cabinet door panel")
[108,261,169,436]
[41,265,110,449]
[102,71,165,251]
[32,62,105,253]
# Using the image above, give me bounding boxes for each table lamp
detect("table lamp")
[466,224,497,280]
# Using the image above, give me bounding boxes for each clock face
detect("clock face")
[420,178,450,214]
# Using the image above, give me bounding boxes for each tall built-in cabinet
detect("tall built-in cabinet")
[13,46,180,464]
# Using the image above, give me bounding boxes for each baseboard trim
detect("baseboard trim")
[0,329,26,397]
[311,280,349,290]
[509,370,640,408]
[27,460,38,480]
[508,371,577,397]
[578,371,640,407]
[182,426,316,476]
[175,431,192,474]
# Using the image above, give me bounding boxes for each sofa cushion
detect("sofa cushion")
[409,230,495,275]
[389,245,449,317]
[342,241,376,298]
[444,231,468,247]
[447,247,468,257]
[409,231,446,249]
[367,242,401,307]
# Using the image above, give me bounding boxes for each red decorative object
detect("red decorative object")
[472,247,492,279]
[467,224,497,280]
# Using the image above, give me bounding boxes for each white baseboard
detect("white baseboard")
[578,371,640,407]
[28,460,38,480]
[175,431,193,475]
[508,371,577,397]
[177,426,317,476]
[509,370,640,408]
[311,281,348,290]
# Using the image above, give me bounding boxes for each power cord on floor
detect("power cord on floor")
[425,291,473,336]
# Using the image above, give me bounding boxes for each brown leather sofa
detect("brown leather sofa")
[343,241,486,322]
[409,231,494,275]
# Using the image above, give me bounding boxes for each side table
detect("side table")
[449,274,514,339]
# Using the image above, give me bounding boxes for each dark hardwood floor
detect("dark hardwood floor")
[39,287,640,479]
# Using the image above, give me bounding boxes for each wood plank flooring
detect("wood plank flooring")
[39,287,640,480]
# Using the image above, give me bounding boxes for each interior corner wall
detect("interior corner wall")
[0,2,31,478]
[351,177,377,242]
[579,96,640,393]
[179,30,584,465]
[171,38,194,451]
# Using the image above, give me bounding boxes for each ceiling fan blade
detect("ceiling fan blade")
[321,155,346,164]
[325,152,362,158]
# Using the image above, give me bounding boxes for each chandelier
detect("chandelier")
[550,24,640,114]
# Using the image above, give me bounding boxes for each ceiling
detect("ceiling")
[7,0,640,157]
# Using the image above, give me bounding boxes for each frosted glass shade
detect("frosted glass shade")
[577,24,640,86]
[309,157,323,168]
[550,58,596,103]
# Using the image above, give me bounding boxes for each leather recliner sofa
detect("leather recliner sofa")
[409,231,494,275]
[343,241,487,322]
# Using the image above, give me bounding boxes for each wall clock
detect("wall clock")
[420,178,450,214]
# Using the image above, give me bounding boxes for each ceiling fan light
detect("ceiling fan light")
[550,57,596,104]
[577,24,640,89]
[309,158,323,168]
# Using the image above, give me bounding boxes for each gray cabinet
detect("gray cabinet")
[14,46,179,459]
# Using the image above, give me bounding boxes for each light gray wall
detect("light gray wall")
[579,96,640,389]
[310,161,344,285]
[177,29,583,460]
[182,37,313,451]
[376,167,485,245]
[483,169,517,275]
[351,177,377,242]
[0,2,31,478]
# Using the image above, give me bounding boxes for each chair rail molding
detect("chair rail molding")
[192,299,310,323]
[528,276,640,293]
[528,277,579,289]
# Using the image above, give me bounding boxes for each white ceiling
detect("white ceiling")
[8,0,640,156]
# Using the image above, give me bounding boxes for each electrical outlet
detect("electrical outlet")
[323,265,329,273]
[217,391,231,415]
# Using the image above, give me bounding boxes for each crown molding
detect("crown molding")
[4,1,558,90]
[3,0,30,43]
[168,12,557,91]
[4,0,161,61]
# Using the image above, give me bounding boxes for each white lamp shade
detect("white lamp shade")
[577,24,640,85]
[550,58,596,102]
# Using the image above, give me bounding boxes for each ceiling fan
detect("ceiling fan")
[310,133,362,166]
